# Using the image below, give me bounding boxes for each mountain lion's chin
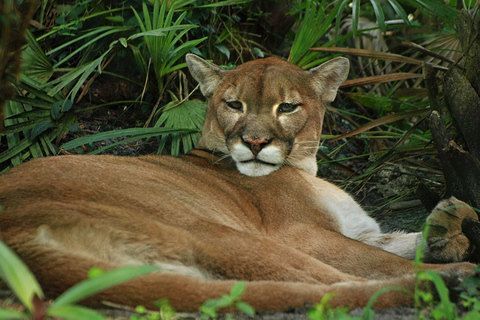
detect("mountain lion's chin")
[235,160,282,177]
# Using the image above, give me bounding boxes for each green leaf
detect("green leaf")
[50,26,131,68]
[418,271,452,307]
[252,47,264,58]
[0,241,44,313]
[87,267,105,279]
[105,15,124,23]
[60,127,197,152]
[387,0,411,25]
[47,305,107,320]
[195,0,252,8]
[370,0,386,32]
[229,282,245,300]
[127,44,148,75]
[154,100,206,156]
[119,37,128,47]
[0,308,29,320]
[37,8,125,41]
[31,121,53,139]
[51,100,73,120]
[215,45,230,60]
[51,265,159,307]
[235,301,255,316]
[289,0,343,67]
[364,286,408,317]
[22,31,53,83]
[351,0,360,35]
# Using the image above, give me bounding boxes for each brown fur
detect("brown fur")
[0,56,476,312]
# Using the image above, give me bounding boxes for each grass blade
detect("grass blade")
[370,0,386,32]
[51,265,159,307]
[351,0,360,34]
[387,0,411,25]
[48,305,106,320]
[60,127,197,151]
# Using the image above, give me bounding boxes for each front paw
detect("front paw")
[426,197,478,262]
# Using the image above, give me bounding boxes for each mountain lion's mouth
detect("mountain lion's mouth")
[240,159,279,166]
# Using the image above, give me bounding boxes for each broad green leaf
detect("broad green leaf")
[252,47,264,58]
[31,121,53,139]
[48,305,106,320]
[230,282,245,299]
[51,100,73,120]
[215,45,230,60]
[87,267,105,279]
[51,265,159,307]
[0,308,29,320]
[119,37,127,47]
[235,301,255,316]
[0,241,44,313]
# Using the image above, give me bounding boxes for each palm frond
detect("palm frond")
[154,99,207,156]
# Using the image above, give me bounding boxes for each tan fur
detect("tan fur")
[0,55,477,312]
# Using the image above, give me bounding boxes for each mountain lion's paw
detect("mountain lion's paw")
[426,197,478,262]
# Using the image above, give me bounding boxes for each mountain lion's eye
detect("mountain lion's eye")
[278,103,299,113]
[225,101,243,111]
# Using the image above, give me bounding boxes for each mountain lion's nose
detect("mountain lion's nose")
[243,137,270,156]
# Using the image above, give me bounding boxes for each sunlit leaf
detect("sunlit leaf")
[0,308,29,320]
[48,305,106,320]
[0,241,44,313]
[51,265,159,307]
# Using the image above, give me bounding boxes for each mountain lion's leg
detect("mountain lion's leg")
[4,216,365,285]
[8,235,475,312]
[0,237,424,311]
[354,197,478,262]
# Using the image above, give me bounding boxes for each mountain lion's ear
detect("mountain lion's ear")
[186,54,226,98]
[308,57,350,103]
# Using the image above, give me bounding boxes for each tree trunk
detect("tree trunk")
[423,10,480,259]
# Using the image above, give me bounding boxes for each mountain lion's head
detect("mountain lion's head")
[186,54,349,177]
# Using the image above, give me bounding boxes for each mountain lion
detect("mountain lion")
[0,54,477,312]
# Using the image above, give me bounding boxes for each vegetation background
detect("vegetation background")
[2,0,479,222]
[1,0,480,319]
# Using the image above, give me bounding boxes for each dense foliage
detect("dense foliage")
[0,0,477,190]
[1,1,480,319]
